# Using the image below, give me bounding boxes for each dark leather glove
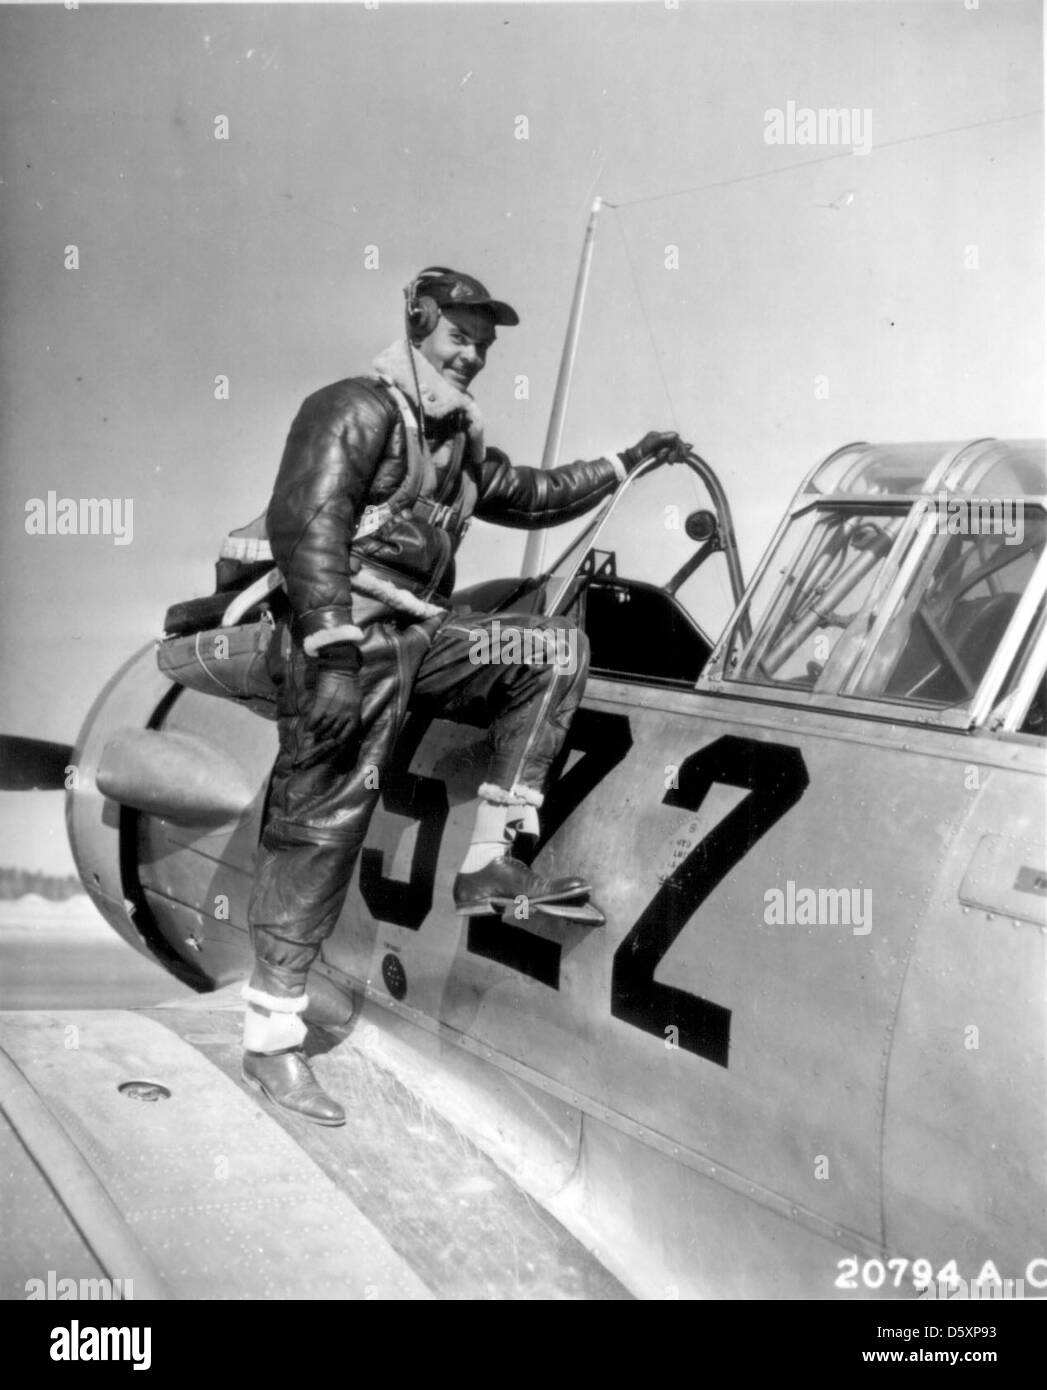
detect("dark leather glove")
[305,641,363,746]
[619,429,693,474]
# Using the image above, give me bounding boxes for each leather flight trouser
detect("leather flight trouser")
[247,607,590,996]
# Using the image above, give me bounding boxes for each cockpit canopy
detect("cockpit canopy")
[703,440,1047,736]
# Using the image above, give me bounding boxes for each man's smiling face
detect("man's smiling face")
[417,305,497,392]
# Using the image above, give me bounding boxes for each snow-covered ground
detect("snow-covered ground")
[0,893,194,1009]
[0,893,112,934]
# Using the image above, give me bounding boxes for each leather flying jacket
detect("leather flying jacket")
[266,361,624,653]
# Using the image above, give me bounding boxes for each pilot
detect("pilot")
[242,265,690,1124]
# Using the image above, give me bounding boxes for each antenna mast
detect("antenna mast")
[521,196,603,578]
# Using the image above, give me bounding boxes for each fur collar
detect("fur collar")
[372,339,484,462]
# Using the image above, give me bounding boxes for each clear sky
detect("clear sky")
[1,0,1042,872]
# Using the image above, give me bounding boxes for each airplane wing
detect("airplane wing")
[0,992,629,1301]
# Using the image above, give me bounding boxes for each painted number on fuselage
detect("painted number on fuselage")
[359,768,449,931]
[468,709,635,988]
[611,736,809,1067]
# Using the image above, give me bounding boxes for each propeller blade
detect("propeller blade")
[0,736,75,791]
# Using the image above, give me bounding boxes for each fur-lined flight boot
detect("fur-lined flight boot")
[241,984,346,1127]
[452,782,590,916]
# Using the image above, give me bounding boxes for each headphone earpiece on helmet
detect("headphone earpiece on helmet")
[405,293,440,341]
[403,265,455,342]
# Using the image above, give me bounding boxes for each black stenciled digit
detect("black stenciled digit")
[528,709,634,857]
[359,766,449,930]
[469,708,634,989]
[466,916,561,989]
[611,735,809,1066]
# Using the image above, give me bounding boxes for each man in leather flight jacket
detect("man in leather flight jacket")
[241,266,691,1124]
